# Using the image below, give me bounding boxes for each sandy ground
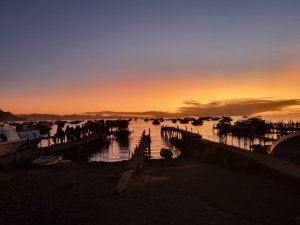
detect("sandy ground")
[0,159,300,225]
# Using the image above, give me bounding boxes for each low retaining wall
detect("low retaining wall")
[170,136,300,187]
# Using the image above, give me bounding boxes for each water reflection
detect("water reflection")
[37,115,300,162]
[90,115,300,162]
[89,139,131,162]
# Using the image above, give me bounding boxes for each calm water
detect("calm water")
[40,115,300,162]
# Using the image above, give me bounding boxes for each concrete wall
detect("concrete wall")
[170,136,300,187]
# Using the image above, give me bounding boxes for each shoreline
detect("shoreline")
[1,159,300,225]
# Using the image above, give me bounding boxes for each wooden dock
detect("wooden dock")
[0,133,101,169]
[161,125,202,140]
[115,130,151,194]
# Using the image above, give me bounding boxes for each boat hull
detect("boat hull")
[0,140,25,157]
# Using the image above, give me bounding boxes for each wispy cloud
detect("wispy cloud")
[179,98,300,116]
[83,98,300,117]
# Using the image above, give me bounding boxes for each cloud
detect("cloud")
[83,98,300,118]
[182,100,202,107]
[178,98,300,116]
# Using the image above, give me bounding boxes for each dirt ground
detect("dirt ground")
[0,159,300,225]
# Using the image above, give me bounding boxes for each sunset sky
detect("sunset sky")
[1,0,300,116]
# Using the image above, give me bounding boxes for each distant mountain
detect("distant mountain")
[17,114,96,121]
[17,110,177,121]
[0,109,27,121]
[17,113,137,121]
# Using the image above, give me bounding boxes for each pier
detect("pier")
[213,118,300,149]
[115,130,151,194]
[0,133,102,169]
[161,125,202,140]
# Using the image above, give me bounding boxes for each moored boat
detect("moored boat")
[160,148,173,159]
[31,155,62,166]
[0,124,26,157]
[179,118,189,124]
[152,119,161,125]
[192,119,203,126]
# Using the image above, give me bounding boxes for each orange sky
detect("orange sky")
[2,62,300,115]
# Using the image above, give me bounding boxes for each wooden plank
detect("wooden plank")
[114,170,135,194]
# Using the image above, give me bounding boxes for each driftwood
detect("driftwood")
[114,130,151,194]
[114,170,135,194]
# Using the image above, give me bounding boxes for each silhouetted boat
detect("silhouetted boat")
[221,116,233,121]
[70,120,83,124]
[160,148,173,159]
[152,119,160,125]
[180,118,189,124]
[34,121,52,135]
[232,117,269,135]
[192,119,203,126]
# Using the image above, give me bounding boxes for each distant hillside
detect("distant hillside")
[17,114,95,121]
[17,113,133,121]
[0,109,27,121]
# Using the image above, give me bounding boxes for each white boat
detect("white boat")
[0,124,26,157]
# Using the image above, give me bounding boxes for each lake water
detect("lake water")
[40,115,300,162]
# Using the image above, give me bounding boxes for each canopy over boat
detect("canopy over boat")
[19,130,42,140]
[0,124,21,142]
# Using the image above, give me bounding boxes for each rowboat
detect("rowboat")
[32,155,62,166]
[160,148,173,159]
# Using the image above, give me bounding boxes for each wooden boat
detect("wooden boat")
[192,119,203,126]
[179,118,189,124]
[160,148,173,159]
[32,155,62,166]
[152,119,160,125]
